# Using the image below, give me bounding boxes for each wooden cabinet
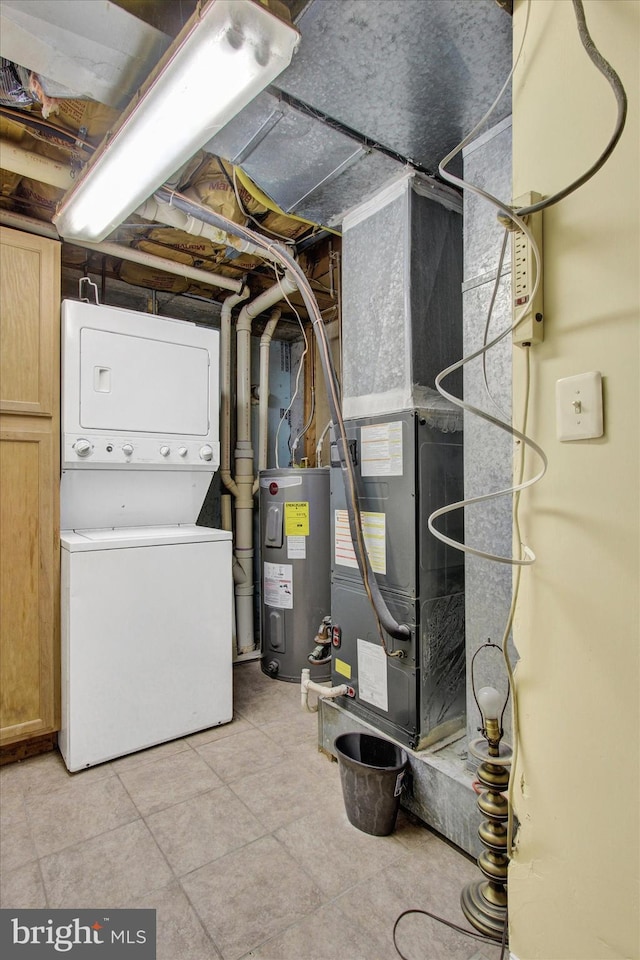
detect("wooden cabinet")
[0,227,61,751]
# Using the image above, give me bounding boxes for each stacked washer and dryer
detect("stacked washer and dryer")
[59,299,233,772]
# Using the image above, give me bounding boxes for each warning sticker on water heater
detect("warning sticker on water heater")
[287,536,306,559]
[360,421,403,477]
[285,501,309,536]
[357,638,388,712]
[264,562,293,609]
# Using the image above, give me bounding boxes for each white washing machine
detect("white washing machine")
[59,300,233,771]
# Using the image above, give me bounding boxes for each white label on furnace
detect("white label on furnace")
[360,421,403,477]
[357,638,388,712]
[334,510,386,575]
[263,561,293,609]
[287,536,306,560]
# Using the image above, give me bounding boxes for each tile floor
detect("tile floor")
[0,661,504,960]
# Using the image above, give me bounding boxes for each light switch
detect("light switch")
[556,371,603,441]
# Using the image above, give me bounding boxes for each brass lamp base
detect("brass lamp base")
[461,879,507,941]
[461,736,512,943]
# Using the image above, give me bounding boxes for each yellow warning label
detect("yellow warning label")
[284,501,309,537]
[334,658,351,679]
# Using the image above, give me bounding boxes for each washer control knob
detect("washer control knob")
[160,445,170,457]
[74,438,92,457]
[122,443,134,457]
[199,445,213,462]
[178,447,188,458]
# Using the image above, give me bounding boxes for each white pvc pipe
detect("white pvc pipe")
[138,194,282,266]
[1,196,269,296]
[221,494,233,533]
[88,240,243,291]
[0,139,74,190]
[256,307,281,482]
[0,209,58,240]
[301,668,348,713]
[235,277,296,445]
[0,208,243,293]
[232,275,297,655]
[138,196,230,245]
[220,288,250,499]
[220,494,239,651]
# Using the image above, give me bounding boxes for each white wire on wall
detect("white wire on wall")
[503,344,531,858]
[273,268,310,469]
[481,228,511,424]
[429,0,627,564]
[426,0,546,569]
[315,420,332,466]
[291,342,315,464]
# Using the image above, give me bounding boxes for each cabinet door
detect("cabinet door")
[0,227,60,747]
[0,229,59,416]
[0,430,58,743]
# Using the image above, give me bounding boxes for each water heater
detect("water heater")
[259,468,331,682]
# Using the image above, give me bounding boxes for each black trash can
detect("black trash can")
[334,732,409,836]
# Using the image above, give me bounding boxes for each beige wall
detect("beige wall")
[509,2,639,958]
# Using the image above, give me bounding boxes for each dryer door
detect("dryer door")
[79,327,210,436]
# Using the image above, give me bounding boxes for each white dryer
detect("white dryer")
[59,300,233,771]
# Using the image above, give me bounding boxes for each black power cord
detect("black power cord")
[393,907,508,960]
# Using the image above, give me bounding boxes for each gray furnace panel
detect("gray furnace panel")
[330,409,465,749]
[330,409,464,600]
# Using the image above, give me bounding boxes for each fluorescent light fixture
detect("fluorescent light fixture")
[53,0,299,243]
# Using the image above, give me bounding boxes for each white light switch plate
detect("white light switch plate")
[556,371,603,441]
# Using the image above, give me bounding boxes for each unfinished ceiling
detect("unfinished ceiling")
[0,0,511,329]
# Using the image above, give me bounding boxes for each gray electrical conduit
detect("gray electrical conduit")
[155,186,411,650]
